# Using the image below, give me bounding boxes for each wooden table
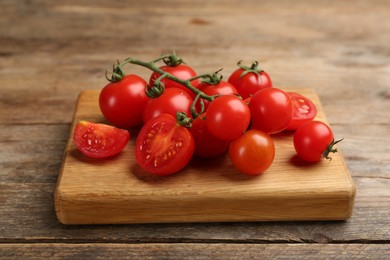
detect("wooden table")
[1,0,389,258]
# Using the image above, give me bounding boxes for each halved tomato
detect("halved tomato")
[135,114,194,175]
[285,92,317,131]
[73,121,130,158]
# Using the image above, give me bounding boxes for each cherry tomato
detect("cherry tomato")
[189,114,230,158]
[229,130,275,175]
[99,74,149,129]
[285,92,317,131]
[73,121,130,158]
[142,88,194,124]
[135,114,195,175]
[249,88,293,134]
[206,95,250,141]
[228,67,272,99]
[196,80,238,111]
[293,121,340,162]
[149,64,199,98]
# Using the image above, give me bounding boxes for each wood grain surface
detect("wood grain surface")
[55,89,355,224]
[1,0,389,258]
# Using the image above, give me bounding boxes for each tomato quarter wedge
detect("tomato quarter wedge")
[73,121,130,158]
[135,114,195,176]
[285,92,317,131]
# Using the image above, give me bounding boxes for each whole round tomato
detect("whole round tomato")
[99,74,149,129]
[196,80,238,111]
[249,88,293,134]
[149,64,199,98]
[73,121,130,158]
[293,121,340,162]
[135,114,194,175]
[229,130,275,175]
[206,95,250,141]
[285,92,317,131]
[228,66,272,99]
[142,88,194,124]
[189,114,230,158]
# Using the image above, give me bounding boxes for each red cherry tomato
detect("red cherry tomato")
[285,92,317,131]
[142,88,194,124]
[206,95,250,141]
[189,114,230,158]
[249,88,293,134]
[135,114,195,175]
[73,121,130,158]
[149,64,199,98]
[293,121,340,162]
[196,80,238,111]
[99,75,149,129]
[229,130,275,175]
[228,67,272,99]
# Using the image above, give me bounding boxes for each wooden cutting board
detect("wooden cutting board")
[54,88,355,225]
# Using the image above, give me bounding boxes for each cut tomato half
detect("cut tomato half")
[73,121,130,158]
[285,92,317,131]
[135,114,194,176]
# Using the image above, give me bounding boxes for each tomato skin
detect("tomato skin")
[293,121,334,162]
[149,64,199,98]
[73,121,130,158]
[285,92,317,131]
[229,130,275,175]
[197,81,238,111]
[249,88,293,134]
[142,88,194,124]
[206,95,250,141]
[189,114,230,158]
[228,69,272,99]
[99,74,149,129]
[135,114,194,175]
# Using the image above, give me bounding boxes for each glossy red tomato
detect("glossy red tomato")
[149,64,199,98]
[228,67,272,99]
[142,88,194,124]
[73,121,130,158]
[189,114,230,158]
[196,80,238,111]
[293,121,340,162]
[285,92,317,130]
[229,130,275,175]
[99,74,149,129]
[135,114,195,175]
[249,88,293,134]
[206,95,250,141]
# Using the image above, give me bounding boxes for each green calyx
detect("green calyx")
[162,51,184,67]
[200,68,223,85]
[322,138,344,161]
[105,60,126,82]
[176,112,192,128]
[237,60,264,79]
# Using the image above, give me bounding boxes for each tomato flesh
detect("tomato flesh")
[142,88,193,124]
[190,114,230,158]
[229,130,275,175]
[206,95,251,141]
[99,74,149,129]
[285,92,317,130]
[249,88,293,134]
[228,69,272,99]
[149,64,199,98]
[136,114,194,175]
[73,121,130,158]
[293,121,334,162]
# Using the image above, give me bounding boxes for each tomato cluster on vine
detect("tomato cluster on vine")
[73,52,342,176]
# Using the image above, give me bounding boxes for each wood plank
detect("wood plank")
[0,244,389,259]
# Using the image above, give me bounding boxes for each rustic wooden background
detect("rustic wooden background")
[1,0,389,258]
